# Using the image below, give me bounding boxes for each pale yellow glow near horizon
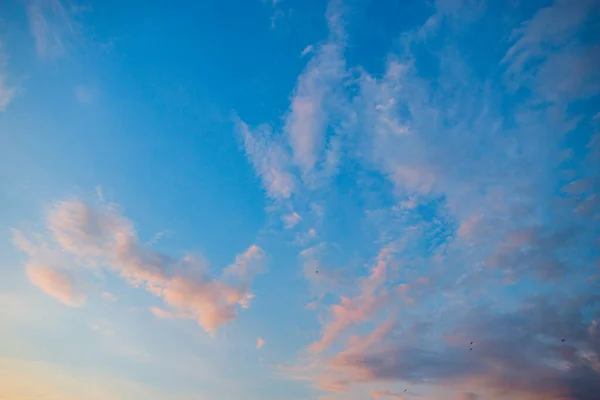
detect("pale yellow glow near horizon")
[0,356,201,400]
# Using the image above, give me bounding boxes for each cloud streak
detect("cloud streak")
[0,40,16,111]
[26,0,77,60]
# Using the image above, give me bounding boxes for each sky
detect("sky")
[0,0,599,399]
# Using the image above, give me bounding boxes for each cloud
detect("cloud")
[282,212,302,229]
[13,229,85,307]
[284,16,346,177]
[0,41,16,111]
[150,306,174,319]
[235,118,295,199]
[74,85,96,104]
[236,0,349,201]
[26,0,77,60]
[320,295,600,399]
[101,291,117,302]
[13,199,268,333]
[458,393,478,400]
[301,44,314,57]
[309,240,402,353]
[257,337,265,349]
[276,0,600,398]
[25,262,85,307]
[0,75,16,111]
[371,389,406,400]
[501,0,600,99]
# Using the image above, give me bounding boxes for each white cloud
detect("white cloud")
[301,44,314,57]
[0,75,15,111]
[236,118,296,199]
[101,291,117,302]
[282,212,302,229]
[26,0,76,60]
[285,40,345,175]
[0,41,16,111]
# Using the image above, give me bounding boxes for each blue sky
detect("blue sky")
[0,0,599,399]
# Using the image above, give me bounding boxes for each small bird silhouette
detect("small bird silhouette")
[562,339,565,342]
[470,341,474,345]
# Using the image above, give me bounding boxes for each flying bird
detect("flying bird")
[562,339,565,342]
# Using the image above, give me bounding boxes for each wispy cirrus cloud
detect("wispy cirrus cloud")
[502,0,600,99]
[13,198,268,333]
[235,118,296,200]
[0,75,15,111]
[236,0,349,203]
[276,0,600,399]
[26,0,78,60]
[0,40,16,111]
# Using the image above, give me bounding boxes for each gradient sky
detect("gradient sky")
[1,0,599,399]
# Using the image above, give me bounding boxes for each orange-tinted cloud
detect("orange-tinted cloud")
[13,199,268,333]
[25,262,85,307]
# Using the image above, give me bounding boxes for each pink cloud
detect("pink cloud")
[25,262,85,307]
[235,119,295,199]
[310,241,401,353]
[257,337,265,349]
[458,392,479,400]
[149,306,174,319]
[13,199,267,333]
[371,389,406,400]
[282,212,302,229]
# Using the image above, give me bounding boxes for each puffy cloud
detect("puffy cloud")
[13,199,267,333]
[282,212,302,229]
[13,229,85,307]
